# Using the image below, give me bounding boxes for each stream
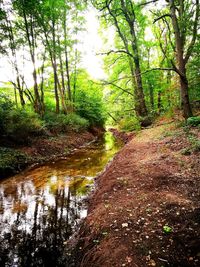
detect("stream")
[0,132,122,267]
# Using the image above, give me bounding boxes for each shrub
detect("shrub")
[187,116,200,127]
[118,117,141,132]
[64,113,89,132]
[5,108,44,143]
[75,90,106,127]
[0,147,28,178]
[44,112,89,133]
[0,94,14,135]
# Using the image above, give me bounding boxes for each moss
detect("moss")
[0,147,29,179]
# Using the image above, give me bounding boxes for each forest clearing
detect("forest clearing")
[0,0,200,266]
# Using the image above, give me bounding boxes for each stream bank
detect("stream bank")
[75,123,200,267]
[0,131,123,267]
[0,127,104,179]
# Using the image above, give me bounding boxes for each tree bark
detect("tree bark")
[52,17,60,114]
[22,5,42,114]
[169,0,193,118]
[106,0,148,117]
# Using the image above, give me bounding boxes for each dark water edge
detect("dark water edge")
[0,132,122,267]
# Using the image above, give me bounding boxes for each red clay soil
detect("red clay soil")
[76,123,200,267]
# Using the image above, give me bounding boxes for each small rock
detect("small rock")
[149,259,156,266]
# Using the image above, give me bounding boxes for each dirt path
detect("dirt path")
[76,123,200,267]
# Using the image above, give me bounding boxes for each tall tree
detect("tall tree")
[13,0,45,115]
[94,0,148,118]
[154,0,199,118]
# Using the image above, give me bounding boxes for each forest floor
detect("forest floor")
[76,120,200,267]
[0,127,104,179]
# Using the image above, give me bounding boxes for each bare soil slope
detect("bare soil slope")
[76,123,200,267]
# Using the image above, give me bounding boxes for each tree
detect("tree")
[93,0,148,118]
[154,0,199,118]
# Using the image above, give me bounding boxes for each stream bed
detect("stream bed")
[0,132,122,267]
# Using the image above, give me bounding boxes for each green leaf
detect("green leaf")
[163,225,172,234]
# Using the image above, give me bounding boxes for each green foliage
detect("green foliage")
[0,95,44,143]
[74,70,106,126]
[0,147,28,178]
[181,130,200,155]
[118,117,141,132]
[187,116,200,127]
[0,94,14,134]
[5,108,44,143]
[163,225,172,234]
[44,112,89,133]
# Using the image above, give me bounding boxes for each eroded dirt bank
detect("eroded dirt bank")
[75,123,200,267]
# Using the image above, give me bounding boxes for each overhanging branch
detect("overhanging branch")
[97,49,134,58]
[154,14,171,23]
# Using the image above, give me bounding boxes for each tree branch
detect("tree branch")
[100,80,134,97]
[97,49,134,58]
[184,0,199,63]
[154,14,171,23]
[139,0,159,6]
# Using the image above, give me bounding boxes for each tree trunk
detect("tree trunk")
[52,19,60,114]
[158,91,162,114]
[57,34,68,114]
[63,10,72,103]
[179,70,193,118]
[169,0,193,118]
[149,84,154,110]
[22,7,42,114]
[120,0,148,117]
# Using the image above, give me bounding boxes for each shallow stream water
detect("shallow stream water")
[0,132,122,267]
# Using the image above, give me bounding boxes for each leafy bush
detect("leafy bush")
[0,94,14,135]
[0,147,28,178]
[187,116,200,127]
[118,117,141,132]
[44,112,89,133]
[72,70,106,127]
[64,113,89,132]
[76,91,106,127]
[5,108,44,142]
[0,95,44,142]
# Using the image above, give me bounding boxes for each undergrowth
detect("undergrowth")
[0,147,29,178]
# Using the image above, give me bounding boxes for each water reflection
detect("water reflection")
[0,132,122,267]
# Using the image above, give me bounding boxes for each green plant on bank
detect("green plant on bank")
[0,147,29,177]
[182,131,200,155]
[43,112,89,133]
[6,108,44,141]
[118,116,141,132]
[0,93,14,133]
[187,116,200,127]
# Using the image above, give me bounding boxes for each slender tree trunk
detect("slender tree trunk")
[52,19,60,114]
[149,84,154,109]
[169,0,193,118]
[120,0,148,117]
[22,6,42,114]
[5,12,25,107]
[39,50,46,116]
[147,48,154,110]
[57,33,68,113]
[158,91,162,114]
[63,10,72,103]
